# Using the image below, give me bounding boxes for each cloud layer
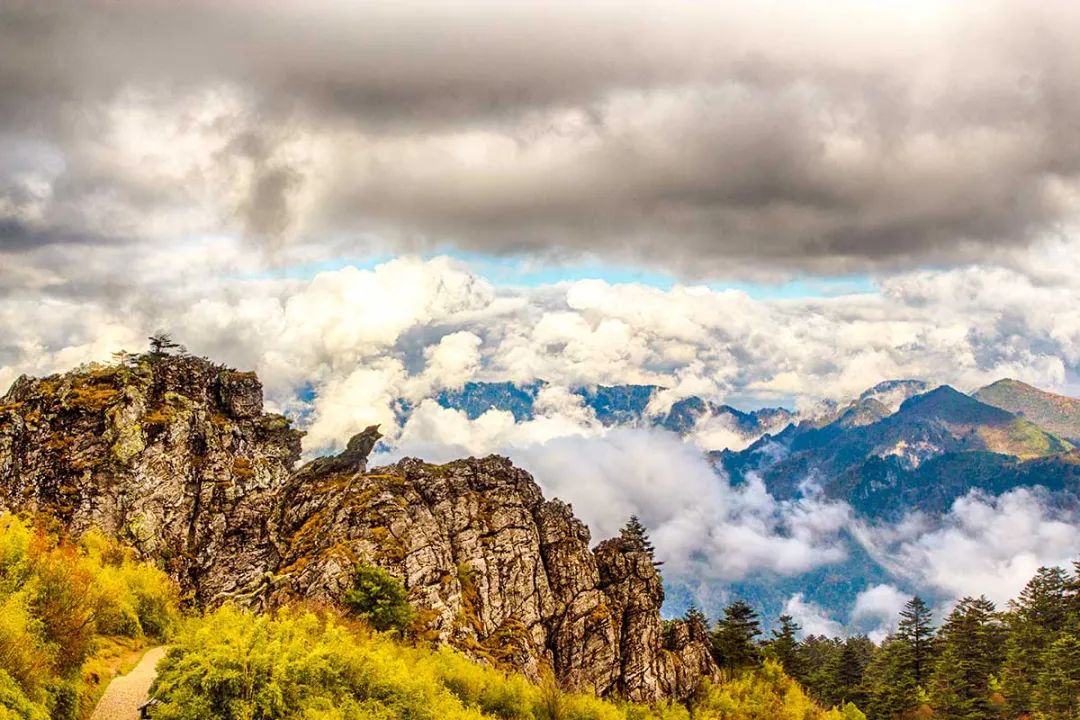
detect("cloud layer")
[3,252,1080,455]
[3,1,1080,275]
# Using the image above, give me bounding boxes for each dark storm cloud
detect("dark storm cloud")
[1,1,1079,275]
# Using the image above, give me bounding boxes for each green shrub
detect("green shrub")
[342,563,415,635]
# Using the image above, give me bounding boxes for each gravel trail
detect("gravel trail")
[90,646,167,720]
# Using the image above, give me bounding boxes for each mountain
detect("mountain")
[703,382,1080,627]
[975,378,1080,444]
[437,381,544,421]
[858,379,931,412]
[434,380,793,448]
[0,354,716,701]
[720,385,1072,510]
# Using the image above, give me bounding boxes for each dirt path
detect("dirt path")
[90,646,167,720]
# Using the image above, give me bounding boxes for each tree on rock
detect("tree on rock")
[684,603,710,634]
[148,332,186,357]
[343,564,415,636]
[619,515,663,566]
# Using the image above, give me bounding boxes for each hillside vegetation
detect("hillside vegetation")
[146,604,850,720]
[727,564,1080,720]
[0,509,843,720]
[0,513,179,720]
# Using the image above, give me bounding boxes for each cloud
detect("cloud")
[854,488,1080,607]
[851,584,911,641]
[505,430,851,581]
[784,594,845,638]
[2,2,1080,274]
[4,252,1080,455]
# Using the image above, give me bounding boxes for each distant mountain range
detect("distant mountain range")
[433,381,794,447]
[719,383,1074,517]
[425,376,1080,626]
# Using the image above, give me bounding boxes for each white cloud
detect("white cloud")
[508,430,851,582]
[854,488,1080,607]
[852,584,911,642]
[5,251,1080,459]
[784,594,845,638]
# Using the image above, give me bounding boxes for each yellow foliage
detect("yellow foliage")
[0,513,180,718]
[692,661,845,720]
[149,605,696,720]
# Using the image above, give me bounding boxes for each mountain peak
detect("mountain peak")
[858,379,931,413]
[975,378,1080,443]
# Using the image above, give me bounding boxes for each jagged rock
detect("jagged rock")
[274,450,718,700]
[0,355,303,604]
[0,356,717,701]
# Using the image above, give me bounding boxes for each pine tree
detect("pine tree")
[765,614,803,680]
[1033,635,1080,720]
[1002,566,1070,715]
[864,635,917,720]
[929,596,1005,720]
[828,636,874,710]
[865,596,936,720]
[710,600,762,673]
[896,596,935,689]
[799,634,847,706]
[619,515,663,566]
[684,603,710,633]
[148,331,186,356]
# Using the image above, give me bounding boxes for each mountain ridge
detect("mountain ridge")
[974,377,1080,444]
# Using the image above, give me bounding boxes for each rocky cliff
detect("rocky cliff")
[0,354,717,701]
[0,355,302,604]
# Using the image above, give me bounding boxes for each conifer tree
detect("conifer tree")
[710,600,763,673]
[148,331,186,357]
[1002,566,1070,715]
[929,596,1005,720]
[864,596,935,720]
[1033,635,1080,720]
[896,596,935,688]
[619,515,663,566]
[828,637,874,710]
[765,614,803,680]
[684,603,710,633]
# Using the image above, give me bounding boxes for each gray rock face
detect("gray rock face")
[0,356,302,604]
[277,450,719,701]
[0,356,717,701]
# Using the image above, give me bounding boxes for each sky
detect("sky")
[3,0,1080,634]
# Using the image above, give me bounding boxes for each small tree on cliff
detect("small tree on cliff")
[619,515,663,566]
[148,331,186,357]
[343,564,415,636]
[684,603,710,634]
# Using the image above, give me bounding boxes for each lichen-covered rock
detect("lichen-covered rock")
[274,448,719,701]
[0,356,717,701]
[0,355,303,604]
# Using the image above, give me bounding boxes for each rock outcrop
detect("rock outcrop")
[0,355,718,702]
[0,356,302,603]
